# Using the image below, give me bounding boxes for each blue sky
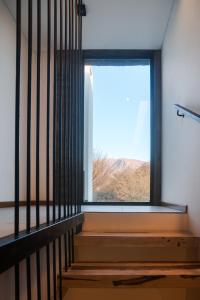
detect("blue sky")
[92,65,150,162]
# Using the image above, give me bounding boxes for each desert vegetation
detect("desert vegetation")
[93,152,150,202]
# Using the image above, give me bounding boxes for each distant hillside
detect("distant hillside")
[107,158,146,173]
[93,157,150,202]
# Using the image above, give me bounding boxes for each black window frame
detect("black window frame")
[82,50,161,206]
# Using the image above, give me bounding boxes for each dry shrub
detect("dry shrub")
[93,152,113,191]
[92,152,150,202]
[111,164,150,201]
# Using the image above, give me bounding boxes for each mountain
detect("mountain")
[107,158,148,173]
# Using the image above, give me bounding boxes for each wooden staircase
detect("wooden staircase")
[60,211,200,298]
[61,233,200,295]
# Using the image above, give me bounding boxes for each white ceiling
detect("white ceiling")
[82,0,175,49]
[3,0,175,50]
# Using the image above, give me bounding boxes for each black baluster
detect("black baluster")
[26,0,32,232]
[68,0,72,217]
[64,232,68,271]
[36,251,41,300]
[53,0,58,222]
[36,0,41,228]
[46,0,51,225]
[46,244,51,300]
[26,256,32,300]
[63,0,68,219]
[15,263,20,300]
[53,240,57,300]
[58,0,63,220]
[15,0,21,237]
[58,237,62,299]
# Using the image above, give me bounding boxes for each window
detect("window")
[83,51,161,205]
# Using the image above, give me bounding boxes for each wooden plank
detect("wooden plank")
[62,274,200,288]
[71,262,200,270]
[63,266,200,276]
[62,265,200,288]
[62,276,200,288]
[75,232,200,248]
[77,232,193,237]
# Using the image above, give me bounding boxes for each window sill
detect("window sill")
[81,203,187,214]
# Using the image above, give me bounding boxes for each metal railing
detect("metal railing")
[0,0,85,299]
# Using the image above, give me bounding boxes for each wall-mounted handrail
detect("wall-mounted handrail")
[175,104,200,123]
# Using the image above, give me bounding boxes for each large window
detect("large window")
[83,51,161,204]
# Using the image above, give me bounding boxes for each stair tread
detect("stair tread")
[78,232,194,237]
[63,262,200,277]
[71,262,200,270]
[62,262,200,288]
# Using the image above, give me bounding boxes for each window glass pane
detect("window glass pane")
[84,63,151,203]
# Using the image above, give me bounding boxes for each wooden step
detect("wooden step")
[82,212,189,233]
[75,232,199,247]
[61,262,200,289]
[74,232,200,262]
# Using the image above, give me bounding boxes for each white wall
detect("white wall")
[0,0,28,201]
[162,0,200,235]
[0,0,53,203]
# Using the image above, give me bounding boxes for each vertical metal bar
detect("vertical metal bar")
[15,0,23,297]
[77,0,81,214]
[73,0,76,215]
[79,4,83,214]
[71,228,75,263]
[58,0,63,220]
[79,0,84,211]
[77,0,82,212]
[68,0,72,217]
[15,0,21,237]
[46,0,51,225]
[53,240,57,300]
[68,230,71,267]
[15,263,20,300]
[46,245,51,300]
[46,0,51,294]
[75,0,78,215]
[78,0,83,213]
[65,0,70,217]
[26,0,32,232]
[73,0,76,216]
[71,0,74,216]
[36,251,41,300]
[36,0,41,228]
[63,0,68,219]
[64,232,68,271]
[58,237,62,299]
[26,256,31,300]
[53,0,57,222]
